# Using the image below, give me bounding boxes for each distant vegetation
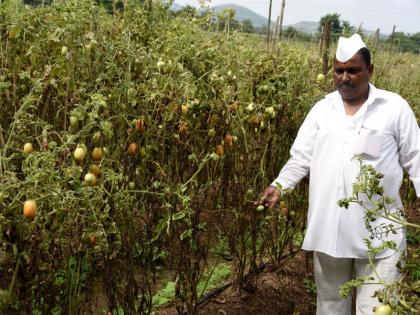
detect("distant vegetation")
[171,4,420,54]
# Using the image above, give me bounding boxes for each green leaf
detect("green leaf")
[180,228,192,240]
[8,24,23,39]
[172,212,185,221]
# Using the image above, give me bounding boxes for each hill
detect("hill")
[172,2,271,27]
[210,4,271,27]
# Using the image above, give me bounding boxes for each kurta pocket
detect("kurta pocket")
[354,128,383,158]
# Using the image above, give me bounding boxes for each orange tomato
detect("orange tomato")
[135,118,146,133]
[215,145,224,157]
[23,200,37,218]
[127,143,139,157]
[91,148,103,161]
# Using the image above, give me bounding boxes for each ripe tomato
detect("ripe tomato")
[91,148,103,161]
[23,200,37,218]
[90,234,97,246]
[127,143,139,157]
[224,134,233,147]
[23,142,33,154]
[135,118,145,133]
[375,304,392,315]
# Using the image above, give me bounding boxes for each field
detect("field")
[0,1,419,314]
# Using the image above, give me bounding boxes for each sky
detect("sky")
[173,0,420,34]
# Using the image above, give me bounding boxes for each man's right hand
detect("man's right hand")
[258,185,281,208]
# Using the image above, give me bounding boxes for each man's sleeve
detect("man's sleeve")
[397,100,420,196]
[271,103,320,190]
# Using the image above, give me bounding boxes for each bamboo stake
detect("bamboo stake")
[266,0,273,45]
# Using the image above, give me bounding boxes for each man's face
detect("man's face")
[334,53,373,103]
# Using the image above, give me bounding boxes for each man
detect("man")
[260,34,420,314]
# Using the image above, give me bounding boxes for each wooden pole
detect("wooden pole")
[278,0,286,41]
[374,28,380,51]
[322,21,332,75]
[266,0,273,44]
[389,25,396,53]
[272,15,280,50]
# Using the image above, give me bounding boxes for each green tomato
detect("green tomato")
[69,116,78,127]
[375,304,392,315]
[256,205,265,212]
[316,73,325,82]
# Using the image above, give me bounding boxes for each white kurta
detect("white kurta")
[272,84,420,258]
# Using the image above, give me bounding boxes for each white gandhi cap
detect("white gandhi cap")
[336,34,366,63]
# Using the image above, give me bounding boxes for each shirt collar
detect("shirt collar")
[325,83,384,113]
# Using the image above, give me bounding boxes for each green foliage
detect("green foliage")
[0,0,418,314]
[338,158,420,313]
[152,263,231,308]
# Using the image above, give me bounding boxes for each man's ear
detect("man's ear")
[368,64,374,76]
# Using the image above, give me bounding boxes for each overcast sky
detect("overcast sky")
[173,0,420,34]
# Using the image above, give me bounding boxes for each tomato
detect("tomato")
[23,200,37,218]
[89,164,102,176]
[375,304,392,315]
[74,147,86,161]
[92,131,101,143]
[317,73,325,82]
[135,118,145,133]
[84,173,97,186]
[91,148,103,161]
[246,103,254,112]
[23,142,33,154]
[256,205,265,212]
[61,46,68,56]
[207,128,216,138]
[265,106,276,118]
[128,182,135,190]
[215,145,224,157]
[181,104,189,114]
[69,116,78,127]
[127,143,139,157]
[90,234,97,246]
[224,134,233,147]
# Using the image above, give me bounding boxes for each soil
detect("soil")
[156,251,316,315]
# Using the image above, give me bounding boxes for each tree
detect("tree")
[319,13,342,40]
[176,5,197,17]
[241,18,254,33]
[283,26,299,39]
[341,20,356,37]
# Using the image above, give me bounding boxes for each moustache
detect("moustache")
[338,83,354,89]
